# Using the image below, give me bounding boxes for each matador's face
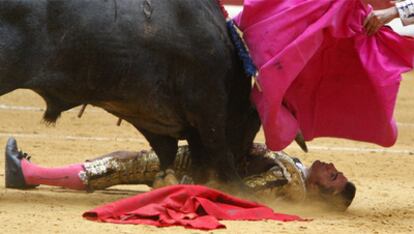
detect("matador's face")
[307,160,348,194]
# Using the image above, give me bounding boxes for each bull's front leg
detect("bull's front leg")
[137,128,179,188]
[193,116,247,192]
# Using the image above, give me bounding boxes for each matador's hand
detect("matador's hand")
[363,5,399,36]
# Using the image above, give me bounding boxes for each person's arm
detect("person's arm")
[395,0,414,25]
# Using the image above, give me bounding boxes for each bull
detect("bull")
[0,0,261,186]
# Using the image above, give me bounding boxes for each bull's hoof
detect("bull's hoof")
[152,169,179,189]
[5,137,39,189]
[152,171,166,189]
[164,169,179,185]
[179,175,194,184]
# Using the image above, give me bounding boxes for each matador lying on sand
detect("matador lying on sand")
[5,137,355,211]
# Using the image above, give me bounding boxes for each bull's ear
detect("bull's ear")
[0,2,30,24]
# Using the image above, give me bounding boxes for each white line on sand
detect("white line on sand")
[0,132,413,155]
[0,104,100,113]
[0,132,146,144]
[2,104,414,127]
[307,145,414,155]
[0,104,414,128]
[396,122,414,127]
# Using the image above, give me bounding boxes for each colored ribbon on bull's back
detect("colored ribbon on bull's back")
[83,185,302,230]
[234,0,414,151]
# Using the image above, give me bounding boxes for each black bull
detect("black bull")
[0,0,261,183]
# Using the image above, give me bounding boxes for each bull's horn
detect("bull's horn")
[295,131,308,153]
[77,104,87,118]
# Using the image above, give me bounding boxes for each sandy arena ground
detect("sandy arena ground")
[0,71,413,233]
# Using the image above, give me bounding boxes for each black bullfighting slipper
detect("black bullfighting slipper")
[5,137,38,189]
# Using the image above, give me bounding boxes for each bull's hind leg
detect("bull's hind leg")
[137,128,179,188]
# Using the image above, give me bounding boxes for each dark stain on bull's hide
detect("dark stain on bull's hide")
[143,0,153,20]
[112,0,118,22]
[142,0,155,37]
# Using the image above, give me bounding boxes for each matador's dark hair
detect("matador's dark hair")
[318,181,356,211]
[338,182,357,210]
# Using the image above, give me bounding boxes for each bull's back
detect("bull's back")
[47,0,230,86]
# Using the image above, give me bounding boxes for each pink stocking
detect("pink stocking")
[21,159,86,190]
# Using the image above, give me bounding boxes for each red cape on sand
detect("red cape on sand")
[235,0,414,150]
[83,185,302,230]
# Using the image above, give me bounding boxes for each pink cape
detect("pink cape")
[83,185,302,230]
[234,0,414,150]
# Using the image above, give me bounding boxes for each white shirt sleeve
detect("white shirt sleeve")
[396,0,414,25]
